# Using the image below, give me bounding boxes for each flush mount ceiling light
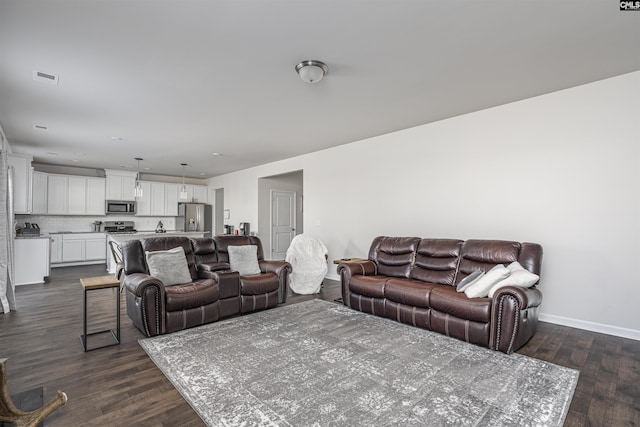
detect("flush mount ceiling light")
[295,60,329,84]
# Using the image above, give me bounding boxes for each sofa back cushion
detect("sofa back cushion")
[410,239,463,285]
[141,237,198,280]
[122,239,147,275]
[191,238,217,265]
[213,235,265,263]
[456,240,521,285]
[368,236,421,278]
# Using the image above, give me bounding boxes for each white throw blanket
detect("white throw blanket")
[285,234,328,294]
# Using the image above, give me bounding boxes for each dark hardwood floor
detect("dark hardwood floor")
[0,265,638,426]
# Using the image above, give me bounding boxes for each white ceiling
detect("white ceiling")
[0,1,638,179]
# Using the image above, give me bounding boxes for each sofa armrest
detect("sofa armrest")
[123,273,166,336]
[490,286,543,354]
[197,262,231,275]
[259,260,292,304]
[337,261,377,309]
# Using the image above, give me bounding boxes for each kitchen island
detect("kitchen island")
[106,231,210,275]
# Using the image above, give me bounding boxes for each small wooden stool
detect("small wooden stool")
[80,275,121,352]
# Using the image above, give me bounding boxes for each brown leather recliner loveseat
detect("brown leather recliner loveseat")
[337,236,543,354]
[122,235,291,337]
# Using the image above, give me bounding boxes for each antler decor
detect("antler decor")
[0,358,68,427]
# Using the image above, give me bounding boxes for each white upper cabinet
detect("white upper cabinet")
[46,173,106,215]
[134,181,152,216]
[104,169,137,201]
[8,154,33,214]
[47,174,68,214]
[86,177,106,215]
[177,184,208,204]
[164,183,179,216]
[67,176,87,214]
[31,171,48,214]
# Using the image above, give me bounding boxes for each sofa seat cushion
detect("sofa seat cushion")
[384,278,438,309]
[165,279,219,312]
[429,286,491,323]
[349,275,388,298]
[239,273,279,296]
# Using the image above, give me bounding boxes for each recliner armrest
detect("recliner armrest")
[124,272,166,297]
[337,261,377,309]
[259,260,292,276]
[259,260,292,304]
[336,261,377,278]
[490,286,543,354]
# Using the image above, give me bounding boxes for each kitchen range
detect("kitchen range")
[104,221,137,234]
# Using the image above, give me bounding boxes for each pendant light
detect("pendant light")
[179,163,188,200]
[134,157,144,198]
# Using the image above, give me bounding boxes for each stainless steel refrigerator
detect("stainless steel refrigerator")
[176,203,212,233]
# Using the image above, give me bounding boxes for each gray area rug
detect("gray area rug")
[140,299,579,426]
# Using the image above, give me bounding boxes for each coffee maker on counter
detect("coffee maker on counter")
[239,222,250,236]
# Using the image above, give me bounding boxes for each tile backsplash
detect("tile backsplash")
[16,215,176,234]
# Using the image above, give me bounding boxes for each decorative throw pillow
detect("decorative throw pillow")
[456,270,485,293]
[228,245,261,276]
[145,246,192,286]
[464,264,510,298]
[488,262,539,298]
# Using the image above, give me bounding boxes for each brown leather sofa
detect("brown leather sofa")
[121,236,291,337]
[337,236,543,354]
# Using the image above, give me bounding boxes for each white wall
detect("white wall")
[209,71,640,339]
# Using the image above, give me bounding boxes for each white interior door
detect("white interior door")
[271,190,296,260]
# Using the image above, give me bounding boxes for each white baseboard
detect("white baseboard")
[539,313,640,341]
[325,273,639,341]
[325,273,340,282]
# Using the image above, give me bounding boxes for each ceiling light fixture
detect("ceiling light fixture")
[179,163,188,200]
[134,157,144,198]
[295,60,329,84]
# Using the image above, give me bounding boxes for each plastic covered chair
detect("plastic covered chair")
[285,234,328,294]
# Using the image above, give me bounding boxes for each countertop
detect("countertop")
[16,230,211,239]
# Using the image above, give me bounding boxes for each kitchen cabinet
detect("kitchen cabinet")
[47,174,68,214]
[46,174,106,215]
[165,183,179,216]
[14,238,50,285]
[135,181,173,216]
[54,233,106,265]
[50,234,62,263]
[105,170,137,201]
[86,177,106,214]
[7,154,33,214]
[180,185,208,203]
[135,181,181,216]
[67,176,87,214]
[85,236,106,260]
[31,171,48,214]
[62,239,84,262]
[134,182,152,215]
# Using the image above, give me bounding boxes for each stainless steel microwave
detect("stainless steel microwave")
[106,200,136,215]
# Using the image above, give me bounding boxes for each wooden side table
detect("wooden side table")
[80,275,121,352]
[332,258,368,264]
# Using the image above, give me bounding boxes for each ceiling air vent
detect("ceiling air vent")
[32,70,59,85]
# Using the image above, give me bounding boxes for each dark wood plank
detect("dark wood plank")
[1,265,638,425]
